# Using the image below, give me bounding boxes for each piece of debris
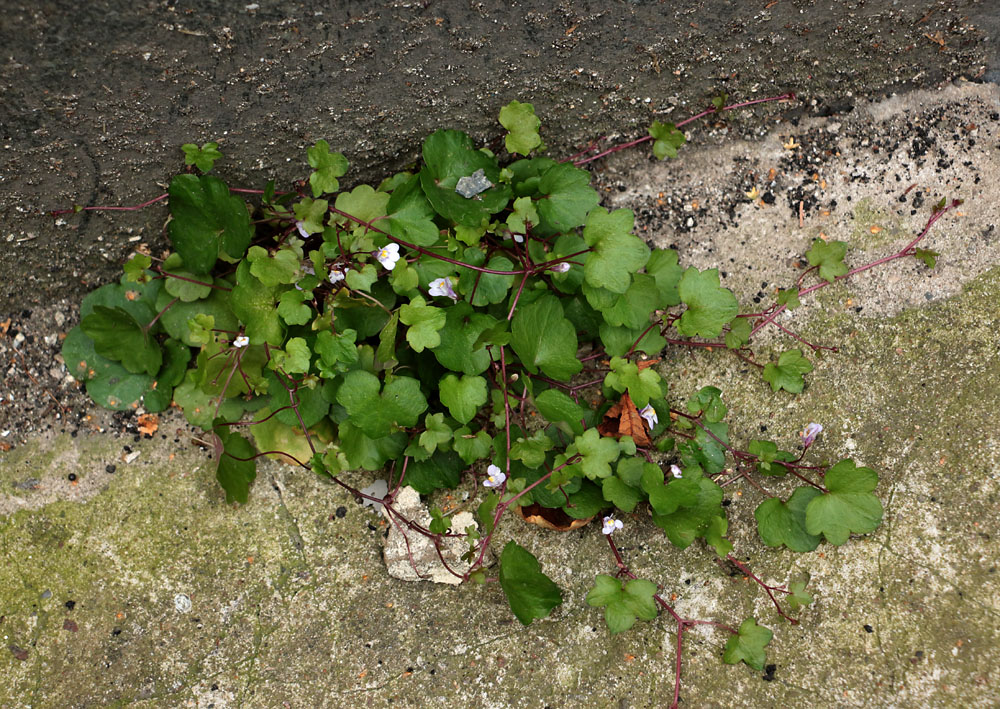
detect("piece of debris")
[382,486,492,584]
[455,169,493,198]
[359,479,388,513]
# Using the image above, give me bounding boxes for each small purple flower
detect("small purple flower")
[374,242,401,270]
[428,277,458,301]
[328,267,349,285]
[801,422,823,447]
[638,404,658,429]
[549,261,571,273]
[601,516,624,535]
[483,464,506,488]
[295,221,310,239]
[669,464,683,479]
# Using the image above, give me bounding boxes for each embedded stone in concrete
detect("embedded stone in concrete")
[382,485,488,585]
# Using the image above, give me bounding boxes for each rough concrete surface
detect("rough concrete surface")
[2,1,1000,708]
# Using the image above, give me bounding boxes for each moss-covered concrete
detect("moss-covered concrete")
[2,278,999,707]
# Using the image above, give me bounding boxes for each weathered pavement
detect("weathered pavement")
[2,2,1000,707]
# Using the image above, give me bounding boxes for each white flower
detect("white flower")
[428,276,458,301]
[601,516,624,535]
[670,464,683,479]
[549,261,571,273]
[638,404,658,429]
[801,422,823,447]
[328,267,349,285]
[374,242,401,270]
[233,334,250,348]
[483,464,506,488]
[295,221,310,239]
[512,233,525,244]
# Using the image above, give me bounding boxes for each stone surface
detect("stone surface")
[382,485,484,585]
[2,2,1000,707]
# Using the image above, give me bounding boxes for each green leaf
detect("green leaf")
[163,266,213,302]
[585,575,658,634]
[725,317,751,349]
[602,475,645,513]
[270,337,310,374]
[535,162,600,235]
[215,427,257,504]
[650,473,725,548]
[404,450,464,494]
[439,373,488,425]
[787,579,814,611]
[510,294,583,381]
[805,459,883,545]
[123,253,153,283]
[642,466,698,516]
[181,141,223,172]
[806,238,849,282]
[914,248,938,268]
[748,439,795,476]
[293,197,329,235]
[478,493,499,536]
[429,507,452,535]
[277,289,313,326]
[262,374,322,431]
[504,196,539,240]
[583,274,659,330]
[567,429,620,481]
[498,542,563,626]
[649,121,686,160]
[499,100,543,155]
[723,618,773,671]
[157,285,239,348]
[417,413,453,457]
[172,370,244,429]
[433,303,496,375]
[336,370,428,439]
[454,426,492,464]
[143,338,192,412]
[376,313,399,364]
[533,389,588,436]
[230,261,284,346]
[676,267,739,338]
[582,207,650,294]
[603,356,662,409]
[705,515,733,557]
[755,486,823,552]
[81,306,162,376]
[457,253,516,306]
[315,329,359,377]
[345,263,378,292]
[509,430,555,469]
[645,248,682,307]
[168,174,252,275]
[307,139,349,197]
[762,348,813,394]
[711,92,728,111]
[246,246,300,287]
[338,421,407,471]
[777,288,802,310]
[686,385,726,423]
[399,295,446,352]
[334,184,390,234]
